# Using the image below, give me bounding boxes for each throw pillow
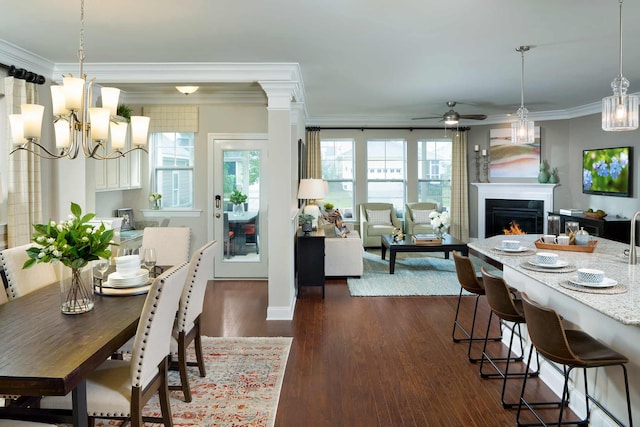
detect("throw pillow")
[321,223,337,237]
[412,209,434,224]
[366,209,391,225]
[332,209,350,235]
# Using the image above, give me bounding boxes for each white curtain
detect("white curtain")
[4,76,42,247]
[450,130,469,241]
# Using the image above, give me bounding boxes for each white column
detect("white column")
[259,81,299,320]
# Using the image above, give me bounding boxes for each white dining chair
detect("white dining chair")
[40,262,189,426]
[1,244,59,300]
[141,227,190,267]
[169,239,216,402]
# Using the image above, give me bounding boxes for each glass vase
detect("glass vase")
[151,199,161,210]
[60,264,94,314]
[233,203,245,216]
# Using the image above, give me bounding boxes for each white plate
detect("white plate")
[95,283,151,296]
[528,260,569,269]
[107,269,149,288]
[568,276,618,288]
[495,246,529,253]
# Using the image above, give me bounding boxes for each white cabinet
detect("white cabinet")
[94,131,143,192]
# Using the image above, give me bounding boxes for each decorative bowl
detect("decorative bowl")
[577,268,605,283]
[535,252,558,265]
[501,240,521,250]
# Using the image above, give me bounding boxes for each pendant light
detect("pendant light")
[511,46,534,144]
[602,0,638,131]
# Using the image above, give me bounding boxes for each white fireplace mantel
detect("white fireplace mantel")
[472,183,559,238]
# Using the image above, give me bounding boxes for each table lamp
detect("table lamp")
[297,178,326,230]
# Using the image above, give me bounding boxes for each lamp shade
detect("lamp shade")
[297,179,325,200]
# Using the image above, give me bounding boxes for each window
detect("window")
[321,139,354,218]
[418,139,452,210]
[366,139,405,218]
[151,132,195,208]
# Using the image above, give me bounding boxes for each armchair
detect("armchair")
[359,203,402,248]
[404,202,438,235]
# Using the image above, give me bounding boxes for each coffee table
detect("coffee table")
[380,234,468,274]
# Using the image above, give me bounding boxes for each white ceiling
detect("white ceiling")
[2,0,640,126]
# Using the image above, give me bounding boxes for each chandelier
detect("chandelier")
[511,46,534,144]
[9,0,150,160]
[602,0,638,131]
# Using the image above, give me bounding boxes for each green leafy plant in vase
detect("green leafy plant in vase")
[229,189,248,214]
[299,213,314,234]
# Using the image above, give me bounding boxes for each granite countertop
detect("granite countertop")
[469,234,640,326]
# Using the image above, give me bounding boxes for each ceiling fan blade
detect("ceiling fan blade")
[412,116,441,120]
[459,114,487,120]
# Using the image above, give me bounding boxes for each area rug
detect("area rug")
[347,249,498,297]
[60,336,292,427]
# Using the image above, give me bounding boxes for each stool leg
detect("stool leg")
[452,291,501,363]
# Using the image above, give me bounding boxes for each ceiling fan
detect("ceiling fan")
[412,101,487,124]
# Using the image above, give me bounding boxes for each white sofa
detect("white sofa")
[324,226,364,277]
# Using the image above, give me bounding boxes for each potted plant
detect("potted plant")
[299,213,314,234]
[229,189,248,214]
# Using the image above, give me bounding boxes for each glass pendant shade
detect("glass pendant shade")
[54,119,71,148]
[21,104,44,140]
[101,87,120,116]
[602,77,639,131]
[9,115,25,145]
[110,122,127,150]
[89,108,110,142]
[51,86,70,116]
[63,77,85,111]
[130,116,150,146]
[511,107,535,143]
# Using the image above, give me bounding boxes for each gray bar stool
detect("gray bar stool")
[518,292,633,427]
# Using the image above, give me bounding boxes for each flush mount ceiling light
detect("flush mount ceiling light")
[511,46,535,144]
[8,0,150,160]
[176,86,199,96]
[443,110,460,126]
[602,0,638,131]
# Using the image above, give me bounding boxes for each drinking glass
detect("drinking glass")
[117,247,132,258]
[143,248,157,275]
[96,260,109,279]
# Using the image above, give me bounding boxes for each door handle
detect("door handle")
[215,213,221,219]
[215,195,221,209]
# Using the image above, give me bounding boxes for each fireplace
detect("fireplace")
[485,199,544,237]
[472,183,558,238]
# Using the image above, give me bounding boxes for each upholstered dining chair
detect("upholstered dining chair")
[40,262,189,427]
[243,212,259,254]
[1,244,59,300]
[517,292,633,427]
[169,240,216,402]
[142,226,191,267]
[223,213,235,258]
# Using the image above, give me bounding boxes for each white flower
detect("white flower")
[37,236,46,243]
[82,236,89,242]
[52,250,61,257]
[67,214,75,220]
[38,251,45,258]
[47,237,55,244]
[430,211,451,230]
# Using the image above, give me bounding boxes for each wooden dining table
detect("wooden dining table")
[0,280,147,426]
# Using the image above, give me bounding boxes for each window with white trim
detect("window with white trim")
[320,139,355,218]
[366,139,406,218]
[151,132,195,208]
[417,139,452,210]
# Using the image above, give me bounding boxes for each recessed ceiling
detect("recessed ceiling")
[2,0,639,125]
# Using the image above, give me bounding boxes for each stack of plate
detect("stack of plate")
[107,269,149,288]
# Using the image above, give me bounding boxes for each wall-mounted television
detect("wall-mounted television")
[582,146,632,197]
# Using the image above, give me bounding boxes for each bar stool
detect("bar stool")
[518,292,633,427]
[480,267,540,408]
[452,251,501,362]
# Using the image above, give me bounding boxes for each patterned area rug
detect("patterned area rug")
[347,249,497,297]
[60,336,292,427]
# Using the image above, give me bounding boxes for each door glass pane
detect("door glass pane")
[223,150,261,262]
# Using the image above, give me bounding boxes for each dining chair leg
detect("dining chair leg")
[158,358,174,427]
[176,332,192,403]
[193,322,206,377]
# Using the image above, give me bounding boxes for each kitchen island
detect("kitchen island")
[469,234,639,426]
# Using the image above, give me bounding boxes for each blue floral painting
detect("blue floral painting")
[582,147,630,194]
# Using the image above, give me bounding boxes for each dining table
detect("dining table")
[0,280,147,426]
[227,210,258,255]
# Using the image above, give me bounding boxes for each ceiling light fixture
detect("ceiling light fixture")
[9,0,150,160]
[444,110,460,126]
[602,0,638,131]
[176,86,199,96]
[511,46,534,144]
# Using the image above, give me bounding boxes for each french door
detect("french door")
[208,134,267,278]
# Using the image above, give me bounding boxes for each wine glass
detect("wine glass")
[116,247,131,258]
[143,248,157,275]
[96,260,109,278]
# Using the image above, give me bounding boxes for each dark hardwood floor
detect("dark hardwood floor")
[201,279,575,427]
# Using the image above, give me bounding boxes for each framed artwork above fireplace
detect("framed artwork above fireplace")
[489,127,541,178]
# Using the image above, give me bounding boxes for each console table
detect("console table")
[296,229,325,298]
[550,211,631,243]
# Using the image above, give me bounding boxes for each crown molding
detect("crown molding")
[0,39,55,78]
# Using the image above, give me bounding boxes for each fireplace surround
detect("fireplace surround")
[472,183,559,238]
